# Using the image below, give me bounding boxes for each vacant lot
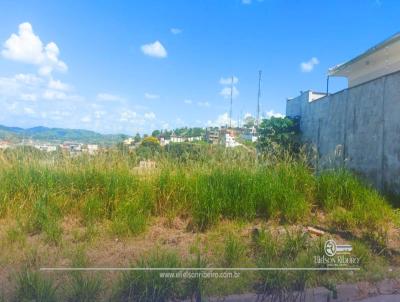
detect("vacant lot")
[0,146,399,301]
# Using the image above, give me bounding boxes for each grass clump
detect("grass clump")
[66,273,102,302]
[253,229,316,301]
[14,269,57,302]
[190,161,315,230]
[64,247,103,302]
[25,194,62,244]
[223,233,246,267]
[317,170,393,245]
[114,250,182,302]
[6,225,26,246]
[111,200,148,236]
[111,182,154,236]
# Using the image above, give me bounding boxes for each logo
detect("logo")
[324,239,337,256]
[315,239,358,267]
[324,239,352,257]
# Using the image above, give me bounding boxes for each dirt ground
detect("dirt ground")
[0,216,399,300]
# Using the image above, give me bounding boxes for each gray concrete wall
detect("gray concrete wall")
[286,71,400,193]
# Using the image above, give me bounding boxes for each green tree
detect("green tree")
[151,130,161,137]
[134,133,141,143]
[141,136,160,147]
[136,136,161,159]
[257,117,300,154]
[243,115,256,128]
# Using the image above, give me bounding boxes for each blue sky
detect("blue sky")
[0,0,398,135]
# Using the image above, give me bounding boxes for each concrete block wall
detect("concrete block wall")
[286,71,400,193]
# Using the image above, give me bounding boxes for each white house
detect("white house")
[123,137,135,145]
[329,32,400,87]
[187,136,202,142]
[61,142,82,154]
[0,141,12,150]
[34,144,57,152]
[241,126,258,143]
[170,134,185,143]
[160,137,170,146]
[223,133,241,148]
[87,144,98,154]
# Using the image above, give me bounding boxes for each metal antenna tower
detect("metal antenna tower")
[229,76,234,129]
[256,70,262,128]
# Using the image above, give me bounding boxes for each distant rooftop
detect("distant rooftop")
[328,32,400,87]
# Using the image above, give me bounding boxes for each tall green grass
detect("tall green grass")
[0,148,394,240]
[317,169,393,244]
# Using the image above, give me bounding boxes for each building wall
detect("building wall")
[286,71,400,193]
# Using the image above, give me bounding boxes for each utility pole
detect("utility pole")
[326,75,330,95]
[256,70,262,128]
[229,76,234,129]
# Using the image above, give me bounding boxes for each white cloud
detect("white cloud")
[144,112,156,120]
[220,86,239,99]
[96,93,124,102]
[14,73,43,85]
[0,73,80,103]
[94,110,106,119]
[184,99,192,104]
[119,110,137,122]
[219,75,239,99]
[144,92,160,99]
[207,112,237,127]
[2,23,43,64]
[265,110,284,118]
[42,89,81,101]
[0,74,43,98]
[20,93,37,101]
[42,89,67,100]
[197,101,210,107]
[300,57,319,72]
[2,22,68,76]
[81,116,91,123]
[48,79,70,91]
[170,28,182,35]
[141,41,167,58]
[23,107,35,115]
[219,76,239,85]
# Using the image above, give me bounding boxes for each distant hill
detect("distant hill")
[0,125,129,145]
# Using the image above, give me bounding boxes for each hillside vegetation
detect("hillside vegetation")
[0,124,128,145]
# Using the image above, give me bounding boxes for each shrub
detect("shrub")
[141,136,160,147]
[164,143,206,162]
[257,117,300,155]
